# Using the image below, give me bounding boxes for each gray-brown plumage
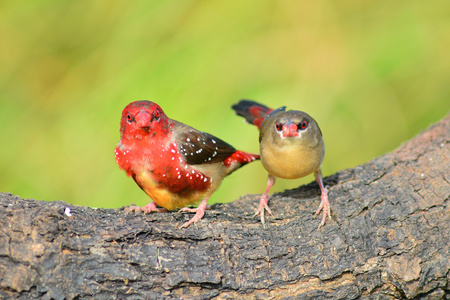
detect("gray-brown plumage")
[232,100,330,228]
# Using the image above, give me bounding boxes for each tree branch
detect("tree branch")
[1,115,449,299]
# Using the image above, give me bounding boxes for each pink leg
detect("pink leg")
[179,197,211,228]
[254,175,275,226]
[313,169,331,229]
[127,202,167,214]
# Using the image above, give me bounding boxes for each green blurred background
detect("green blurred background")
[1,1,449,209]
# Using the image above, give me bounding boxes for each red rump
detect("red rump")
[223,151,260,167]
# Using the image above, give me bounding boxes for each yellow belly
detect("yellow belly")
[134,171,205,210]
[260,140,324,179]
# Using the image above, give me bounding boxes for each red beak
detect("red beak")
[282,122,299,138]
[135,110,152,128]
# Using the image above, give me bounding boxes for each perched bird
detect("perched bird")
[232,100,330,228]
[115,100,259,228]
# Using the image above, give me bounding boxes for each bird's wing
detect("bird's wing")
[172,121,236,165]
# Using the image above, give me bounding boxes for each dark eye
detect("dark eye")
[300,120,308,130]
[154,109,160,119]
[126,114,134,123]
[275,122,282,131]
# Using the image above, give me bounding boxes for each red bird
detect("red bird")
[232,100,330,229]
[115,100,259,228]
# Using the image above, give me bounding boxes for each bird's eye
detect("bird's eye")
[126,114,134,123]
[300,120,308,130]
[154,109,160,119]
[275,122,282,131]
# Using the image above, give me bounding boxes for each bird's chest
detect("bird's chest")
[115,139,211,195]
[116,139,182,176]
[260,139,323,179]
[115,140,164,176]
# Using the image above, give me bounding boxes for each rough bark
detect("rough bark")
[0,115,449,300]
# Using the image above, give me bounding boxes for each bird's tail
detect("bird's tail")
[231,100,273,130]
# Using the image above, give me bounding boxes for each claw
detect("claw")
[127,202,167,214]
[178,198,210,229]
[313,188,331,230]
[254,194,272,227]
[313,170,332,229]
[254,175,275,227]
[179,210,204,228]
[178,204,211,214]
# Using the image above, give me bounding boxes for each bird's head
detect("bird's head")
[276,111,312,138]
[261,109,322,147]
[120,100,170,139]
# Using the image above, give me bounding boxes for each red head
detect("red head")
[120,101,170,140]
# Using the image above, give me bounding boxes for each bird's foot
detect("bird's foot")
[127,202,167,214]
[253,195,272,227]
[313,188,331,229]
[178,205,211,214]
[178,202,210,228]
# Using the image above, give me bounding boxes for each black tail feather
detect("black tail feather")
[231,99,270,124]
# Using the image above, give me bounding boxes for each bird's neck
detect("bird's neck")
[116,129,177,174]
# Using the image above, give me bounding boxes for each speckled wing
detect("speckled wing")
[173,122,236,165]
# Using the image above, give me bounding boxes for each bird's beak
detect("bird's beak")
[282,121,299,138]
[135,110,152,129]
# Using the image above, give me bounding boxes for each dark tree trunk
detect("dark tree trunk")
[1,116,449,299]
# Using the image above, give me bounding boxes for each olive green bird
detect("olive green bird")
[232,100,331,229]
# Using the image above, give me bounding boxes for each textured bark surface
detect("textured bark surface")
[1,116,449,299]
